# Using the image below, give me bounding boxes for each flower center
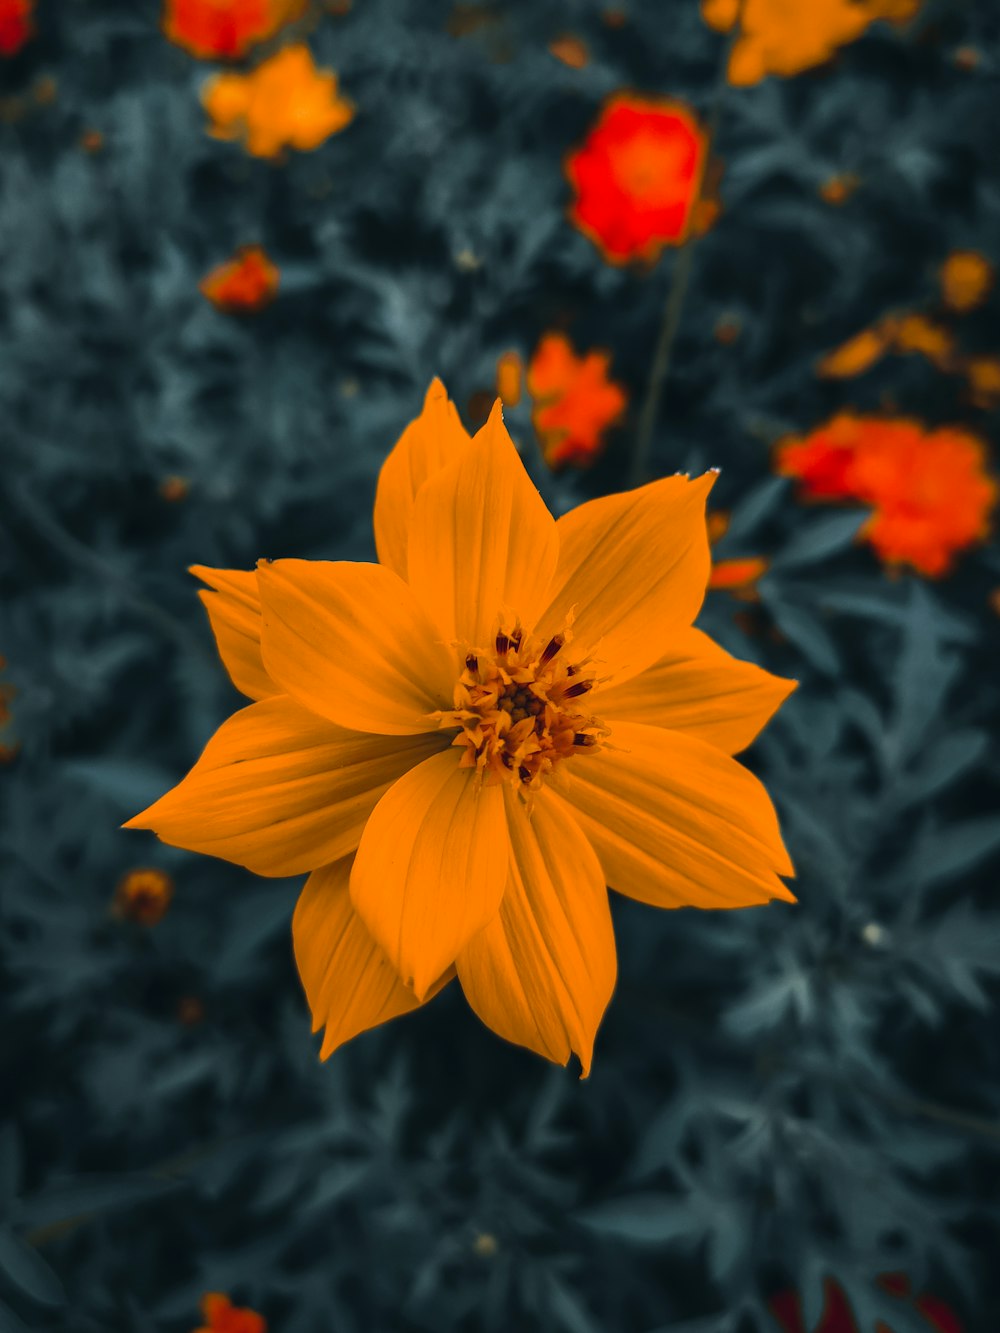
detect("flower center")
[437,621,607,795]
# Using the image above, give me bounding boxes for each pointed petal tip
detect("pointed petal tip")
[424,376,449,404]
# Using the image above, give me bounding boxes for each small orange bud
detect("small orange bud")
[819,173,860,206]
[113,868,174,926]
[713,313,742,346]
[495,350,523,407]
[472,1233,499,1257]
[706,511,731,545]
[79,128,104,153]
[200,246,279,313]
[32,74,57,104]
[708,557,770,598]
[159,475,191,502]
[940,250,993,313]
[548,33,589,68]
[817,326,890,379]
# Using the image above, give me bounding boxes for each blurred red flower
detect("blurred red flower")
[775,413,997,577]
[0,0,33,56]
[200,245,279,312]
[565,94,709,264]
[163,0,304,60]
[194,1292,266,1333]
[770,1272,961,1333]
[527,332,627,468]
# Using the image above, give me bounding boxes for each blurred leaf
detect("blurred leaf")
[771,512,867,569]
[0,1230,64,1308]
[576,1194,690,1245]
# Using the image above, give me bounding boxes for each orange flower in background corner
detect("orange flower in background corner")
[0,0,33,56]
[194,1292,266,1333]
[566,94,710,264]
[939,250,994,313]
[113,868,174,926]
[202,44,354,158]
[163,0,305,60]
[702,0,920,85]
[775,413,997,577]
[527,333,627,468]
[126,381,796,1074]
[200,246,279,312]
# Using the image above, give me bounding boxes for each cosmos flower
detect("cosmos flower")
[527,333,627,468]
[702,0,920,86]
[565,94,710,264]
[0,0,33,56]
[202,44,354,158]
[775,413,997,577]
[939,250,993,313]
[193,1293,266,1333]
[200,245,279,312]
[163,0,305,60]
[113,868,174,926]
[127,382,795,1074]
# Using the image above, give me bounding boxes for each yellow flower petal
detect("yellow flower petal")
[350,750,508,999]
[555,720,795,908]
[535,473,715,688]
[596,628,796,754]
[293,857,454,1060]
[456,787,616,1077]
[373,378,472,579]
[190,564,276,701]
[124,697,446,876]
[406,400,559,647]
[258,559,456,735]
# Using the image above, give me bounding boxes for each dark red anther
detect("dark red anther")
[563,679,592,698]
[509,627,523,650]
[539,634,564,665]
[495,631,510,655]
[574,733,597,747]
[465,653,478,672]
[518,765,532,783]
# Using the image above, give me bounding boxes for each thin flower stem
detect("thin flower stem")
[628,12,741,488]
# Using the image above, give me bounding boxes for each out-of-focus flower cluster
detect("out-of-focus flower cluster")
[775,413,997,577]
[163,0,305,60]
[200,245,280,312]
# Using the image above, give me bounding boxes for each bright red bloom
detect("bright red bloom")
[200,246,279,312]
[566,93,709,264]
[775,413,997,577]
[0,0,33,56]
[527,333,627,468]
[163,0,304,60]
[770,1273,961,1333]
[194,1292,266,1333]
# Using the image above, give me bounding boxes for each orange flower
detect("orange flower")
[939,250,994,313]
[964,355,1000,409]
[775,413,998,577]
[565,94,709,264]
[891,313,954,369]
[200,246,279,312]
[202,44,354,158]
[113,868,174,926]
[702,0,920,85]
[0,0,33,56]
[495,350,523,407]
[708,557,770,598]
[527,333,627,468]
[817,325,891,379]
[194,1293,266,1333]
[163,0,305,60]
[127,381,796,1074]
[548,34,589,68]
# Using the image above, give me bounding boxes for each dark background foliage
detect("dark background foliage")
[2,1,999,1330]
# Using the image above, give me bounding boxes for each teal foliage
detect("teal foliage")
[2,1,999,1330]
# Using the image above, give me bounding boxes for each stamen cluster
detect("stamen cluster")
[439,624,606,794]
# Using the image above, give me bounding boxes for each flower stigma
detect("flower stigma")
[436,620,608,796]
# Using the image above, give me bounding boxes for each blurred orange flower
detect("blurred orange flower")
[939,250,993,313]
[527,333,627,468]
[495,350,523,406]
[0,0,33,55]
[819,313,955,379]
[566,94,709,264]
[775,413,997,577]
[127,381,795,1072]
[113,868,174,926]
[194,1293,266,1333]
[548,33,589,68]
[891,313,955,368]
[708,556,769,597]
[163,0,305,60]
[965,355,1000,409]
[200,245,280,311]
[202,44,354,157]
[817,325,891,379]
[702,0,920,85]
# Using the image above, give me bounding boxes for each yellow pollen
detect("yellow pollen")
[436,621,607,795]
